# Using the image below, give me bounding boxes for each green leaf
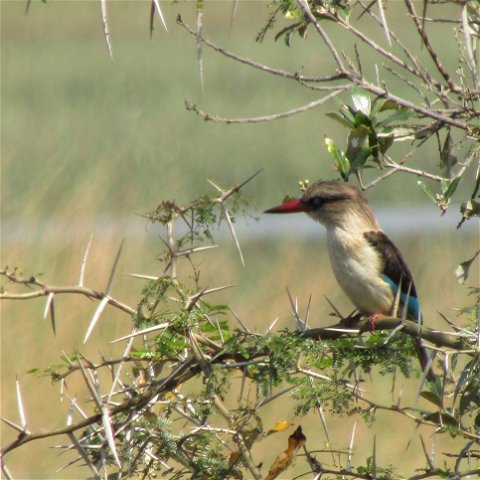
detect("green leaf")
[377,108,414,127]
[440,130,457,174]
[453,357,479,411]
[427,376,443,399]
[378,99,400,112]
[422,411,458,427]
[443,176,462,200]
[370,98,384,117]
[345,125,372,175]
[351,86,371,116]
[420,391,443,408]
[380,127,416,141]
[326,112,354,128]
[353,110,372,128]
[325,137,350,181]
[440,177,449,193]
[377,134,394,154]
[368,129,379,161]
[284,30,293,47]
[346,126,369,162]
[338,103,356,125]
[416,181,436,203]
[348,147,371,175]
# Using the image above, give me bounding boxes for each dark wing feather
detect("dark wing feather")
[364,230,420,320]
[364,230,417,298]
[364,231,434,380]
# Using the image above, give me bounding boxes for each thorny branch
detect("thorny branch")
[178,2,479,215]
[2,308,479,457]
[4,3,480,478]
[3,242,479,455]
[176,14,347,84]
[2,148,479,477]
[185,88,348,124]
[178,9,478,130]
[404,0,460,93]
[0,271,135,316]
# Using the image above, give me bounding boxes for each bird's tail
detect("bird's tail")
[406,299,435,383]
[414,337,436,383]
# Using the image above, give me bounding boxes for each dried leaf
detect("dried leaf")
[455,250,480,284]
[460,199,480,219]
[133,367,148,394]
[266,420,290,435]
[228,450,240,467]
[265,426,306,480]
[440,130,457,176]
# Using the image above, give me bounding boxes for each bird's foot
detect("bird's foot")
[367,313,385,331]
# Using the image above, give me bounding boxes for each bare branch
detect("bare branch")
[404,0,460,93]
[297,0,345,72]
[1,270,135,316]
[177,14,346,84]
[185,88,347,124]
[301,316,472,351]
[359,81,469,130]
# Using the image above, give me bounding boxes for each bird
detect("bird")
[265,180,434,380]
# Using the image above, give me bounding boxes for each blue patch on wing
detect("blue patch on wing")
[382,274,420,320]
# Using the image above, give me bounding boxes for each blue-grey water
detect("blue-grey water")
[1,205,478,245]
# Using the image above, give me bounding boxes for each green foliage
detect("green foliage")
[417,177,463,212]
[357,457,397,480]
[292,377,356,416]
[9,183,479,479]
[341,332,418,377]
[258,0,352,45]
[325,89,418,181]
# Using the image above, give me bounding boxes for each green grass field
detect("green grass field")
[2,1,478,478]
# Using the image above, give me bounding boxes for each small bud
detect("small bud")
[299,179,310,192]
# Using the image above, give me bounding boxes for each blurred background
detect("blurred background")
[2,1,478,478]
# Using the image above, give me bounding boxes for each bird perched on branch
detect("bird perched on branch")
[265,180,433,380]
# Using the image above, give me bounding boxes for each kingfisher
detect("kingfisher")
[265,180,433,379]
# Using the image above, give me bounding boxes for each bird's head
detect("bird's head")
[265,180,377,228]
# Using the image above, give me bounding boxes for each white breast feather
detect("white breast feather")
[326,226,393,315]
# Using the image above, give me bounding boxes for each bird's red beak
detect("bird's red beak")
[264,198,308,214]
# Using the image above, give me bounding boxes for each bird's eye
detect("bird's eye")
[311,197,324,208]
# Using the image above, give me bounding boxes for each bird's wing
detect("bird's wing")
[364,230,420,319]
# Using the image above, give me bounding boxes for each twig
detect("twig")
[301,316,471,351]
[404,0,460,93]
[359,81,469,130]
[382,158,444,182]
[297,0,345,72]
[185,89,347,124]
[177,15,346,83]
[1,270,135,316]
